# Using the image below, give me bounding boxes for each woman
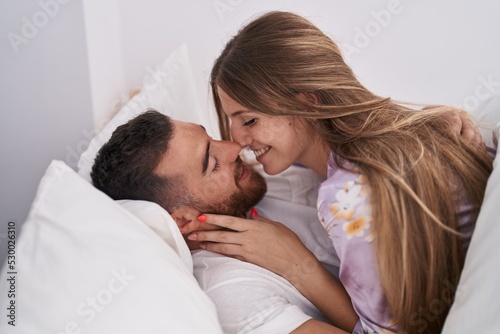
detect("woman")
[189,11,492,333]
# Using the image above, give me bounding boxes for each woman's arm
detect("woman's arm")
[293,319,350,334]
[189,213,359,332]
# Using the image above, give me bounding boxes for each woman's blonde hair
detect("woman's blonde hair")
[211,11,492,333]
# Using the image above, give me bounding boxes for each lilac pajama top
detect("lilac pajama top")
[316,153,477,333]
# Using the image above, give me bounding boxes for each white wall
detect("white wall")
[1,0,499,265]
[82,0,127,131]
[0,0,94,264]
[113,0,500,130]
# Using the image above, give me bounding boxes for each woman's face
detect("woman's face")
[217,86,315,175]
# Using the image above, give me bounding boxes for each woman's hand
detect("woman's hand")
[188,211,317,282]
[189,211,359,332]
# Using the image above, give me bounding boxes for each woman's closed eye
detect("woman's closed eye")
[243,118,257,126]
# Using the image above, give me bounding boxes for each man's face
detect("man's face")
[154,120,267,218]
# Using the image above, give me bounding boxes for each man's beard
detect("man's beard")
[195,165,267,217]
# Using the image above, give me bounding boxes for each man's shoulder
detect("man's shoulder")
[191,251,316,334]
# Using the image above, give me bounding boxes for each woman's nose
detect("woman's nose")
[230,126,253,148]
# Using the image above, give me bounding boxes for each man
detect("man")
[91,109,352,333]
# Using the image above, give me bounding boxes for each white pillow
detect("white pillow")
[77,43,213,182]
[442,122,500,334]
[116,199,193,270]
[0,160,223,334]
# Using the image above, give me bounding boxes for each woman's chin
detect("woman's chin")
[262,163,288,176]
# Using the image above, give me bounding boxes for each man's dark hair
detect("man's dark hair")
[91,109,188,212]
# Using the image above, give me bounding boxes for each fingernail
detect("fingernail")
[197,215,206,223]
[187,233,197,241]
[251,208,258,217]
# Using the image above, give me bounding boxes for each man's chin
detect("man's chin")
[193,168,267,218]
[240,169,267,209]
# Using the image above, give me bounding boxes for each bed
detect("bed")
[0,44,498,334]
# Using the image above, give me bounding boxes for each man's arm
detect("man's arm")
[423,106,485,148]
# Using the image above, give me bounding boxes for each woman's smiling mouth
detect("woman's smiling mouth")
[253,146,271,159]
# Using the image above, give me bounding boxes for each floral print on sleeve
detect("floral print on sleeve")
[317,153,477,334]
[317,158,396,333]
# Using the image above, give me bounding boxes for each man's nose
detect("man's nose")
[219,140,242,162]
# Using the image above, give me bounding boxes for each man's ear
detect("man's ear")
[170,206,201,235]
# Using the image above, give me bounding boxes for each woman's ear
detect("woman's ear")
[170,206,201,235]
[297,92,320,105]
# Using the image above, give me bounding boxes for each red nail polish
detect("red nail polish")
[251,208,258,217]
[197,215,206,223]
